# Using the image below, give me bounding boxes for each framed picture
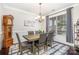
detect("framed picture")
[24,20,36,27]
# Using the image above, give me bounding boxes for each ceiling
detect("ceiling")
[3,3,75,15]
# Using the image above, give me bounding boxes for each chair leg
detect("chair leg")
[44,45,47,51]
[17,50,21,55]
[38,47,39,55]
[44,45,45,51]
[20,48,23,55]
[20,51,23,55]
[45,45,48,51]
[50,42,52,48]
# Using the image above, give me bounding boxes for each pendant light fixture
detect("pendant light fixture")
[38,3,44,23]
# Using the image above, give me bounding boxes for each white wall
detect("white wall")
[0,6,1,32]
[3,6,39,32]
[72,5,79,24]
[0,4,3,50]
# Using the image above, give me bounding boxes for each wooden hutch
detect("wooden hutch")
[1,15,14,55]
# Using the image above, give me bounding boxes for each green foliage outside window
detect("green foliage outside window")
[57,14,66,34]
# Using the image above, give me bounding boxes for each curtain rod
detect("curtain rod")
[48,9,65,16]
[47,6,74,16]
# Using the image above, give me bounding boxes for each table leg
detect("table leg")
[45,39,48,51]
[32,41,36,55]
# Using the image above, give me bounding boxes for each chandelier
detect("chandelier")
[38,3,45,23]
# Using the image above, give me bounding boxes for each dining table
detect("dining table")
[23,34,40,54]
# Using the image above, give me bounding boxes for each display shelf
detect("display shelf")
[74,20,79,52]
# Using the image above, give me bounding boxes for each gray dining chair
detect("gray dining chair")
[35,31,39,34]
[28,31,34,35]
[35,33,47,54]
[16,33,32,55]
[46,31,55,48]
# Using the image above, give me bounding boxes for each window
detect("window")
[48,17,56,32]
[49,14,67,35]
[57,14,67,34]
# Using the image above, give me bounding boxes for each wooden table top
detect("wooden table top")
[23,34,40,42]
